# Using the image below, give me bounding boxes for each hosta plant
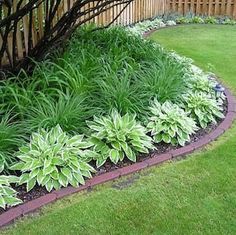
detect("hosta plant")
[187,75,226,104]
[147,100,198,146]
[187,75,216,94]
[87,110,154,167]
[11,125,96,192]
[182,93,225,128]
[0,169,22,209]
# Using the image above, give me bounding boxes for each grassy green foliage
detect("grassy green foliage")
[23,94,93,134]
[0,114,25,173]
[137,59,187,103]
[0,26,189,124]
[66,26,188,116]
[147,100,198,146]
[11,125,95,192]
[88,110,154,167]
[0,26,191,172]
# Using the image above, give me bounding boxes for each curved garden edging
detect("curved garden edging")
[1,26,236,228]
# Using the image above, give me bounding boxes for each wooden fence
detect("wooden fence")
[1,0,236,68]
[0,0,166,67]
[168,0,236,17]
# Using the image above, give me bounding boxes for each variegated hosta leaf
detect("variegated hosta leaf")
[147,99,198,147]
[11,125,96,192]
[88,110,154,167]
[186,75,217,95]
[182,92,225,128]
[0,175,22,209]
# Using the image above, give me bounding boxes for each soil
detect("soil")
[0,99,228,215]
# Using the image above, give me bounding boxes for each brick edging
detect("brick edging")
[1,38,236,230]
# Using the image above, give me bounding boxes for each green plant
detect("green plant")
[176,17,190,24]
[182,92,224,128]
[147,100,197,146]
[204,16,218,24]
[0,113,25,173]
[94,69,147,116]
[222,18,236,25]
[187,75,216,94]
[23,94,94,134]
[11,125,96,192]
[0,79,35,119]
[0,168,22,209]
[191,16,205,24]
[87,110,154,167]
[137,58,187,103]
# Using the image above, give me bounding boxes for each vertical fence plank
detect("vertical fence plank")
[215,0,220,15]
[221,0,226,15]
[202,0,208,15]
[37,3,44,39]
[190,0,195,13]
[13,0,24,59]
[226,0,232,15]
[233,0,236,18]
[196,0,200,14]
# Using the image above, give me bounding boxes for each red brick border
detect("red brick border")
[1,32,236,230]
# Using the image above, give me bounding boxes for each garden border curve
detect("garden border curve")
[0,29,236,229]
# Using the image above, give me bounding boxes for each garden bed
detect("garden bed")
[0,92,235,227]
[0,109,227,217]
[1,17,236,227]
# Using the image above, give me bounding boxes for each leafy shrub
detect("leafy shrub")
[222,18,236,25]
[24,94,94,134]
[176,17,190,24]
[147,100,197,146]
[11,125,95,192]
[88,110,154,167]
[182,93,224,128]
[0,114,25,173]
[192,16,205,24]
[205,16,218,24]
[0,169,22,209]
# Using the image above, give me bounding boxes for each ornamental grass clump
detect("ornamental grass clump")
[0,169,22,209]
[87,110,154,167]
[23,94,94,134]
[11,125,96,192]
[182,93,225,128]
[0,114,25,173]
[137,59,187,103]
[147,100,198,146]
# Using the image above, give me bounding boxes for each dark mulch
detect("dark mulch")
[0,99,228,215]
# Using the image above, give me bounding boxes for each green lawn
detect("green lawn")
[1,25,236,235]
[150,24,236,93]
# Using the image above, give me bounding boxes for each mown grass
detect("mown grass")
[1,25,236,235]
